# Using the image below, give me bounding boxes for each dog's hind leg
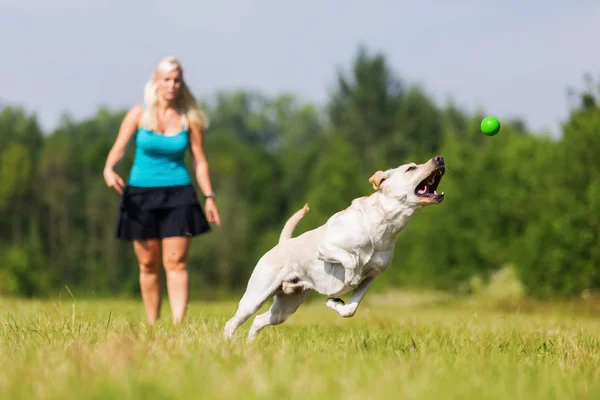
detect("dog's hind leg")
[247,291,308,342]
[326,277,374,318]
[224,265,283,339]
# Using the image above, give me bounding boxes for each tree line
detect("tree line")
[1,47,598,299]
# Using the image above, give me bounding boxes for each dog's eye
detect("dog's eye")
[406,166,416,172]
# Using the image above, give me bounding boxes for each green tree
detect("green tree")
[328,46,404,170]
[299,136,367,233]
[515,82,600,297]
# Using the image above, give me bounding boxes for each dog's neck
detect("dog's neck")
[367,191,419,244]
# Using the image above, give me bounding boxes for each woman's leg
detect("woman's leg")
[161,236,191,324]
[133,239,163,323]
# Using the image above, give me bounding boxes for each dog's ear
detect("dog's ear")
[369,170,388,190]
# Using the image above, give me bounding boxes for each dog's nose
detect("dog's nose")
[433,155,444,165]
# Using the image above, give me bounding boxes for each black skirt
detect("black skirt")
[115,184,211,240]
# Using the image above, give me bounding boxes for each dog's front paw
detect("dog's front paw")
[326,297,345,311]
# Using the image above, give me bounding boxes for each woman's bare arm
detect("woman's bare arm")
[103,104,143,194]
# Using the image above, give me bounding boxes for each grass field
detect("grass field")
[2,290,600,400]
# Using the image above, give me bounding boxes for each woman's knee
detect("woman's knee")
[163,252,187,272]
[133,240,162,274]
[161,237,190,272]
[139,260,161,274]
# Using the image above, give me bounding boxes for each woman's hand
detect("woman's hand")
[103,168,125,195]
[205,198,221,226]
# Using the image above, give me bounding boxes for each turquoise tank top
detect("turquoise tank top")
[128,126,192,188]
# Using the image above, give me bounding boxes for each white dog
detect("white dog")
[224,156,446,341]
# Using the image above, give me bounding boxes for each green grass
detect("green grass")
[1,291,600,399]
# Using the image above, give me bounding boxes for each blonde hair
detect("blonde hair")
[141,56,209,131]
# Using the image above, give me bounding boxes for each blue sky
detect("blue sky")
[1,0,599,136]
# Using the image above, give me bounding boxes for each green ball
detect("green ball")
[481,116,501,136]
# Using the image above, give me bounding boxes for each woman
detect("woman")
[103,56,221,324]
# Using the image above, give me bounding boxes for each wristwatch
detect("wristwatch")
[204,193,216,200]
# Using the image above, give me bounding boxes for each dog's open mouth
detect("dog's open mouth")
[415,167,445,202]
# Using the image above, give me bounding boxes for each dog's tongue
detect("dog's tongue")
[418,185,428,195]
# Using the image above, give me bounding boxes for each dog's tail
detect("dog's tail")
[278,203,310,243]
